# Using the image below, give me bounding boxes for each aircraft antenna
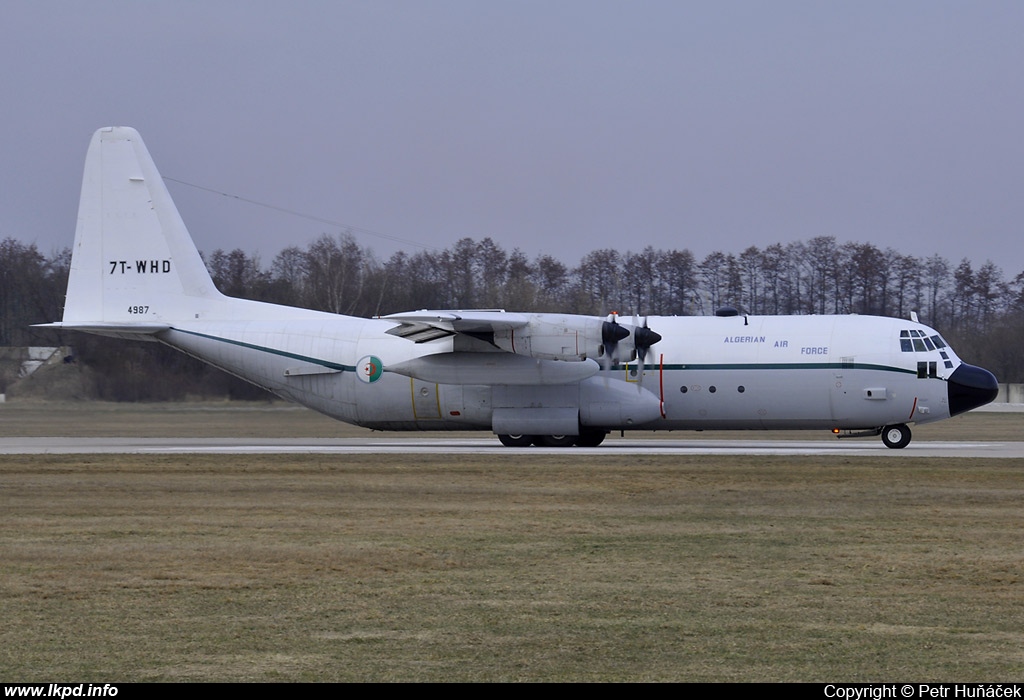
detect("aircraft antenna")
[164,177,442,252]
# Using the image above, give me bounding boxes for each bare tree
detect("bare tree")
[922,254,950,327]
[574,249,623,314]
[738,246,762,314]
[890,252,922,320]
[657,248,696,316]
[623,247,659,315]
[803,236,840,314]
[304,233,376,315]
[502,249,536,311]
[532,254,570,311]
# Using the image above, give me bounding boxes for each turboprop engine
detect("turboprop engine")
[383,310,662,387]
[490,313,662,367]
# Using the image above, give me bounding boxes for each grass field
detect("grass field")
[1,402,1022,681]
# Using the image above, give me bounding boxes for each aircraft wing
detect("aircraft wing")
[381,310,604,385]
[382,310,531,343]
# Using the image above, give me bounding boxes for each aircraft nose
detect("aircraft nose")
[947,363,999,416]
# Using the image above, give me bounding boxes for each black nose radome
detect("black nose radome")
[947,363,999,417]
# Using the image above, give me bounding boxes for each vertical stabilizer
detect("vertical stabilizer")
[61,127,225,326]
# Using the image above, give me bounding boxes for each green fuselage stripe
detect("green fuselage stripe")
[640,362,917,375]
[171,328,356,372]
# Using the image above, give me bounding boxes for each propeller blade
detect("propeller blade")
[601,317,629,366]
[632,319,662,390]
[634,324,662,362]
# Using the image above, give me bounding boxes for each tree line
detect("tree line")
[3,234,1023,399]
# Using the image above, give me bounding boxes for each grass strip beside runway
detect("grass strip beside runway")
[2,452,1022,681]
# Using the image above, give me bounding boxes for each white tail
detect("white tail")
[42,127,337,339]
[61,127,228,329]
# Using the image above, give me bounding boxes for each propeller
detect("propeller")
[598,312,662,388]
[633,318,662,365]
[630,315,662,389]
[601,313,630,371]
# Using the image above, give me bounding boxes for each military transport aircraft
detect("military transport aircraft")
[40,127,999,448]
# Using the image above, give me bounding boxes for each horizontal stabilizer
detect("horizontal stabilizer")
[34,322,170,341]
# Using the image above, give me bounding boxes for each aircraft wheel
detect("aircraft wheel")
[497,434,534,447]
[881,424,912,449]
[535,435,577,447]
[575,430,607,447]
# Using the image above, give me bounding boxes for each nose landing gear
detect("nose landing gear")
[834,423,913,449]
[880,424,912,449]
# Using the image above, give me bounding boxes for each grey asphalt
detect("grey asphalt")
[2,436,1022,458]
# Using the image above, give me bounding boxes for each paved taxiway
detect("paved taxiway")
[2,436,1022,458]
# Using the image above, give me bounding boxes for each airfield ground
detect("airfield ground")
[1,402,1021,681]
[1,398,1021,440]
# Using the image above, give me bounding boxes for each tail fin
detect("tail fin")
[59,127,226,330]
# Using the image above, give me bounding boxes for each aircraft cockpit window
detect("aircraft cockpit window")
[900,329,948,353]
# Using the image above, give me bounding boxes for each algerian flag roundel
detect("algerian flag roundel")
[356,355,383,383]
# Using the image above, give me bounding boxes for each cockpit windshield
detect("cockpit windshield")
[900,329,953,369]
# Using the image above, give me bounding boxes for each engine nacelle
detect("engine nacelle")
[491,313,648,363]
[489,314,602,361]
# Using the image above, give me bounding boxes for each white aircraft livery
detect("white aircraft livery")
[41,127,1000,448]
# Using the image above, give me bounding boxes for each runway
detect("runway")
[2,436,1022,457]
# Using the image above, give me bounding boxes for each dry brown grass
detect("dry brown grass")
[1,403,1022,681]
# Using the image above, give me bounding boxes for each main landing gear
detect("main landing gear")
[497,430,608,448]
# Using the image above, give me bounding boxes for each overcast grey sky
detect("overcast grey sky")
[3,1,1023,277]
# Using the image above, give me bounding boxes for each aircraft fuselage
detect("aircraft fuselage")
[155,311,989,436]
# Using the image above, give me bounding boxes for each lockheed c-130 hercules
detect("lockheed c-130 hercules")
[40,127,999,448]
